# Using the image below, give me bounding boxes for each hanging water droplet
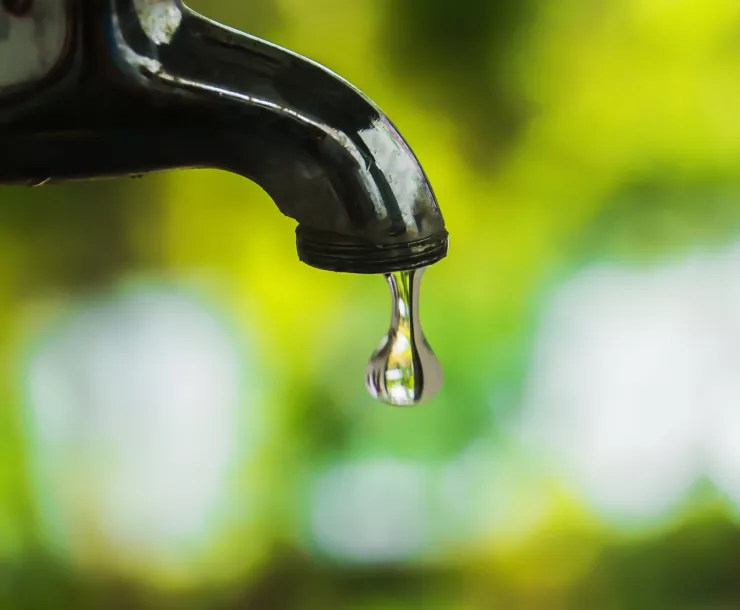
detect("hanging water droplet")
[366,267,443,406]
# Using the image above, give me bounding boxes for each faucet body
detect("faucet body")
[0,0,448,273]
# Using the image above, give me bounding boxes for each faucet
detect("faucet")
[0,0,449,275]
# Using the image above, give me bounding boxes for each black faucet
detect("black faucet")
[0,0,448,274]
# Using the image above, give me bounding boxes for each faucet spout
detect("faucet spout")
[0,0,448,273]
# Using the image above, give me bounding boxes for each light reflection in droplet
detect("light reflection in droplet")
[366,268,443,406]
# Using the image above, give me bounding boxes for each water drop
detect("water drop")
[366,268,443,406]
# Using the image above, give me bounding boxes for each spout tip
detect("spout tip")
[296,228,449,274]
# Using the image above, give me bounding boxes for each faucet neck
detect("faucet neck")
[0,0,449,274]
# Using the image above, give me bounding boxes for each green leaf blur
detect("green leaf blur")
[2,0,740,608]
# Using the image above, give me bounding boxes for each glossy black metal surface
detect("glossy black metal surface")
[0,0,448,273]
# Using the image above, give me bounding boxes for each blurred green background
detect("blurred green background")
[3,0,740,608]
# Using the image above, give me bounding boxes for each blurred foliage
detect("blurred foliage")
[1,0,740,608]
[384,0,536,165]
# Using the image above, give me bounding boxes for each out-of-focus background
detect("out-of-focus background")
[3,0,740,607]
